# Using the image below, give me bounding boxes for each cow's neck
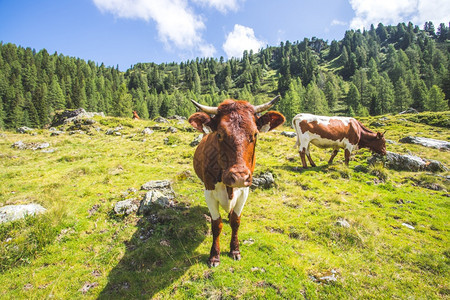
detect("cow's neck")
[358,130,376,149]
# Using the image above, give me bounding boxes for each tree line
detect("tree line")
[0,21,448,129]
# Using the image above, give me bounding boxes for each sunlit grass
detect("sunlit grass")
[0,112,448,299]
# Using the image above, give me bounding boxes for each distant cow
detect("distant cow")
[292,113,386,168]
[132,111,140,120]
[189,96,285,267]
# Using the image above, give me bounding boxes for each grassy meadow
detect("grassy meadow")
[0,111,449,299]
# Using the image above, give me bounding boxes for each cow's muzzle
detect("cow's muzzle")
[223,166,252,188]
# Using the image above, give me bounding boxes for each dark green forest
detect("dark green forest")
[0,21,449,129]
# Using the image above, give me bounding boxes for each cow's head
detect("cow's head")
[367,131,387,155]
[189,96,285,188]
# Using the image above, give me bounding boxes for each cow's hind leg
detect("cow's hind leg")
[299,148,308,168]
[306,145,316,167]
[229,211,241,260]
[209,217,223,267]
[328,149,339,164]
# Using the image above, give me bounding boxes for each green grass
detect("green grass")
[0,112,449,299]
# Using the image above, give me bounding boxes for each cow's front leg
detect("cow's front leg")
[209,217,223,267]
[306,146,316,167]
[229,211,241,260]
[344,149,351,166]
[328,149,339,164]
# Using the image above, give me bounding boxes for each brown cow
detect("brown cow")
[292,113,386,168]
[189,96,285,267]
[132,111,140,120]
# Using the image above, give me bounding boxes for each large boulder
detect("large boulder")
[51,108,105,127]
[0,204,47,223]
[368,151,448,172]
[16,127,35,134]
[399,136,450,151]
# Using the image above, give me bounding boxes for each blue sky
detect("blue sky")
[0,0,448,70]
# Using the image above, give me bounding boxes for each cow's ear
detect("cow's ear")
[256,111,286,132]
[376,132,383,139]
[189,112,215,133]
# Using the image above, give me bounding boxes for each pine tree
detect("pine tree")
[426,85,447,111]
[394,78,412,112]
[47,75,65,111]
[113,83,132,117]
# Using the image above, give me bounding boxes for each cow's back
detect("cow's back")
[292,114,360,148]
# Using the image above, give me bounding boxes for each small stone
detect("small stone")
[142,128,154,135]
[281,131,296,138]
[190,134,203,147]
[113,199,138,216]
[335,219,350,228]
[402,223,415,230]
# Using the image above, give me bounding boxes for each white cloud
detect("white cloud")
[349,0,450,30]
[93,0,215,57]
[331,19,347,26]
[192,0,244,13]
[223,24,265,58]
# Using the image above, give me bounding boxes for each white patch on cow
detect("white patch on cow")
[292,115,358,154]
[292,113,351,127]
[202,124,212,134]
[204,182,249,220]
[259,123,271,133]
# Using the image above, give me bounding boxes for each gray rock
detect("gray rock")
[370,122,386,127]
[378,117,389,121]
[190,134,203,147]
[139,180,176,213]
[141,180,172,191]
[398,108,418,115]
[139,190,174,213]
[166,126,178,133]
[106,126,123,135]
[50,131,65,136]
[281,131,296,138]
[142,128,154,135]
[368,151,448,172]
[251,172,275,189]
[0,204,47,223]
[51,108,105,127]
[12,141,50,150]
[399,136,450,151]
[69,130,85,135]
[402,223,415,230]
[114,199,139,216]
[335,219,350,228]
[16,127,34,134]
[154,116,169,123]
[167,115,186,121]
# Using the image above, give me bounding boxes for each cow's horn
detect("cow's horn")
[253,95,281,113]
[190,99,218,115]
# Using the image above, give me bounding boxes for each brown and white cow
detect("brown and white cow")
[189,97,285,267]
[292,113,386,168]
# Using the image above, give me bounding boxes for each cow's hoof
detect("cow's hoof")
[208,256,220,267]
[229,250,241,261]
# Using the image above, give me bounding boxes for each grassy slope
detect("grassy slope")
[0,112,448,299]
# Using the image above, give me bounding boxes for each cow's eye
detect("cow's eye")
[217,133,222,140]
